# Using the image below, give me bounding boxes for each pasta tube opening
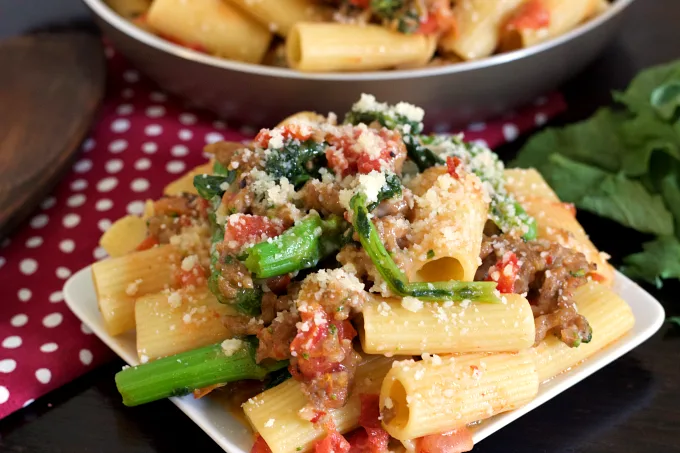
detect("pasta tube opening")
[383,379,410,430]
[417,257,465,282]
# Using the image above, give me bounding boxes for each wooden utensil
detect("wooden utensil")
[0,32,106,238]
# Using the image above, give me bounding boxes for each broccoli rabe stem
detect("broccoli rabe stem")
[115,339,287,407]
[350,193,500,302]
[243,215,346,279]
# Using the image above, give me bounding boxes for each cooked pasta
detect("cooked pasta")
[112,0,612,72]
[361,293,535,355]
[103,95,635,453]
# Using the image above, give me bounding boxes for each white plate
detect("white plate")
[64,267,665,452]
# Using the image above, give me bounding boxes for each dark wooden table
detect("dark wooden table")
[2,0,680,451]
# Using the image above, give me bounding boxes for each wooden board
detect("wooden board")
[0,32,106,238]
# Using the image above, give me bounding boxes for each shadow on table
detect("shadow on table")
[474,355,658,453]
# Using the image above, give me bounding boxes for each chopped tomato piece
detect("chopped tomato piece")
[560,202,577,216]
[418,0,455,35]
[254,123,314,148]
[588,272,607,283]
[506,0,550,30]
[486,252,519,293]
[135,235,159,251]
[416,428,474,453]
[326,127,403,177]
[250,434,273,453]
[358,394,390,453]
[176,263,206,288]
[223,214,284,252]
[315,423,351,453]
[346,429,370,453]
[446,156,463,179]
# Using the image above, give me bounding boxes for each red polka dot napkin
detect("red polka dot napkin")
[0,45,566,420]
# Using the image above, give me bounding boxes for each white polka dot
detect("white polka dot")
[11,314,28,327]
[502,123,519,142]
[111,118,131,133]
[0,386,8,404]
[96,199,113,211]
[534,96,548,106]
[73,159,93,173]
[126,200,145,215]
[30,214,49,229]
[116,104,133,115]
[98,219,112,232]
[105,159,124,173]
[123,70,140,83]
[80,349,93,365]
[145,124,163,136]
[180,113,197,125]
[473,139,489,149]
[213,120,227,129]
[59,239,75,253]
[109,139,128,153]
[49,291,63,303]
[0,359,16,373]
[36,368,51,384]
[63,213,81,228]
[135,158,151,170]
[81,323,93,335]
[467,121,487,131]
[0,257,5,269]
[142,142,157,154]
[166,160,186,174]
[205,132,224,144]
[23,399,34,408]
[150,91,167,102]
[131,178,150,192]
[40,343,58,353]
[122,88,134,98]
[71,179,88,191]
[67,194,86,208]
[178,129,193,141]
[40,197,56,209]
[93,247,108,260]
[43,313,63,328]
[97,177,118,192]
[18,288,31,302]
[3,336,22,349]
[535,112,548,126]
[56,267,71,279]
[26,236,43,248]
[20,258,37,275]
[146,106,166,117]
[83,138,96,151]
[171,144,189,157]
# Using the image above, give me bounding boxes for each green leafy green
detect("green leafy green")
[193,173,236,200]
[513,59,680,286]
[264,139,326,187]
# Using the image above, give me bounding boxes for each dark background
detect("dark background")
[1,0,679,452]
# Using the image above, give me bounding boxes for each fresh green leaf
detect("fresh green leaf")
[613,60,680,115]
[541,154,674,236]
[213,161,231,176]
[668,316,680,327]
[619,112,680,176]
[512,108,627,174]
[651,82,680,121]
[193,173,236,200]
[660,172,680,238]
[621,236,680,287]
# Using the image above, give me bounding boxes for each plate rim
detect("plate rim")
[63,266,665,451]
[82,0,637,82]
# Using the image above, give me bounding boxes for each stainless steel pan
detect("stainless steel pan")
[82,0,636,129]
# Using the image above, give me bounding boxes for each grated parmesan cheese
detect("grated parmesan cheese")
[221,338,244,357]
[401,296,423,313]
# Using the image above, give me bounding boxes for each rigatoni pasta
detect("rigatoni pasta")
[360,294,535,355]
[114,0,613,71]
[102,95,635,453]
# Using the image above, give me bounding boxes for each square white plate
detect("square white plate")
[64,267,665,453]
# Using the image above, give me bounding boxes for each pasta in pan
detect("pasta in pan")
[105,0,614,72]
[98,94,634,453]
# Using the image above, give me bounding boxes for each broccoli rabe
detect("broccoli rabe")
[264,139,326,187]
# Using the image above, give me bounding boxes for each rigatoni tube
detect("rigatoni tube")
[380,351,538,440]
[360,294,535,355]
[286,23,436,72]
